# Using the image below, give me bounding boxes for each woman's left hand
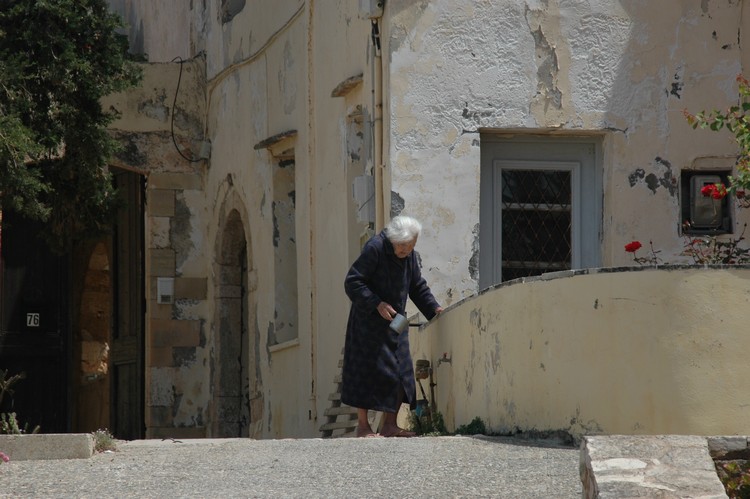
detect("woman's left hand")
[377,301,397,321]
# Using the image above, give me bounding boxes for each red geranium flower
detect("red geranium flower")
[701,183,727,199]
[624,241,642,253]
[711,184,727,199]
[700,184,716,197]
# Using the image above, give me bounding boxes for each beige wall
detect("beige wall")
[411,267,750,439]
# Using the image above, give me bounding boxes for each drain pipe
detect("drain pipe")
[370,12,386,230]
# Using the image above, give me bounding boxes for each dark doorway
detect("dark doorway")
[213,210,251,437]
[0,168,145,437]
[0,210,69,433]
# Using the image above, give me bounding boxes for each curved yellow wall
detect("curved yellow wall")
[411,267,750,439]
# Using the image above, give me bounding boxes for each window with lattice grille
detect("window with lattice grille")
[498,163,577,281]
[479,136,601,289]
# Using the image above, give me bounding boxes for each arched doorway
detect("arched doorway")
[71,168,145,438]
[212,209,255,437]
[72,241,112,433]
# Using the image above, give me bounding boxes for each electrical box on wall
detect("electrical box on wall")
[689,174,723,229]
[360,0,384,19]
[157,277,175,304]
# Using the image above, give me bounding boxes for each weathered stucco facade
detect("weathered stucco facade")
[385,0,750,304]
[98,0,750,438]
[105,0,375,438]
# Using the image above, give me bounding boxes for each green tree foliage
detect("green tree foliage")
[0,0,141,250]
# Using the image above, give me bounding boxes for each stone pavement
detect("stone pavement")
[0,435,582,498]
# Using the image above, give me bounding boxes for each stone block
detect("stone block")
[150,249,175,276]
[0,434,94,461]
[150,319,201,347]
[149,346,174,367]
[150,301,174,320]
[707,436,749,456]
[580,435,727,499]
[148,173,203,191]
[148,189,175,217]
[175,277,207,300]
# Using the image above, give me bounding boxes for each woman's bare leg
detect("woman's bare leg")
[380,387,416,437]
[380,411,415,437]
[356,408,378,437]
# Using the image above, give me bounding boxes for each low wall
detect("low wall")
[410,266,750,440]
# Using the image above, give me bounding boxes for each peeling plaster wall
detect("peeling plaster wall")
[411,267,750,439]
[203,0,305,82]
[202,2,310,437]
[103,53,211,438]
[201,0,373,438]
[105,0,375,439]
[386,0,750,304]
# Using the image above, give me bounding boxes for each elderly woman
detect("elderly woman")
[341,215,443,437]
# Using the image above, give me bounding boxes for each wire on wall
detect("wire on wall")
[171,56,205,163]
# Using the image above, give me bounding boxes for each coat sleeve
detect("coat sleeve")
[408,252,441,320]
[344,239,384,312]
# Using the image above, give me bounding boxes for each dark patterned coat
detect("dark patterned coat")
[341,230,441,413]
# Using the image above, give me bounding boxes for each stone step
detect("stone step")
[318,420,358,432]
[323,406,357,417]
[0,433,95,461]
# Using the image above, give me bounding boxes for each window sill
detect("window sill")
[268,338,300,354]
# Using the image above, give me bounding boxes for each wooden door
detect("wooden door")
[110,170,145,440]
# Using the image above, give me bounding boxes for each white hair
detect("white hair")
[384,215,422,243]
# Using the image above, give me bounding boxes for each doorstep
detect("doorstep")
[0,433,94,461]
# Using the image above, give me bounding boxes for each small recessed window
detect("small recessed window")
[681,170,732,234]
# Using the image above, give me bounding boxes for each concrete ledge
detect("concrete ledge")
[708,436,750,457]
[0,434,94,461]
[580,435,728,498]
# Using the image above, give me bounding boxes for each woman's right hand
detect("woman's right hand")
[376,301,396,321]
